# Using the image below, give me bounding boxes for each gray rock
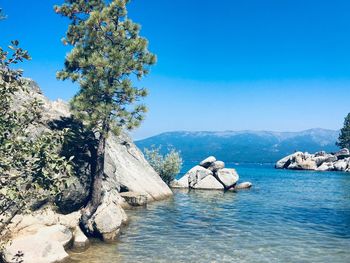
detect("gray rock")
[208,161,225,172]
[275,152,303,169]
[73,226,89,251]
[2,224,73,263]
[120,192,148,206]
[216,168,239,189]
[314,151,327,157]
[2,236,69,263]
[199,156,216,168]
[192,175,224,190]
[187,165,213,188]
[86,192,128,242]
[233,182,252,190]
[169,178,188,188]
[106,133,173,202]
[333,159,348,171]
[317,162,334,171]
[287,158,317,170]
[334,148,350,159]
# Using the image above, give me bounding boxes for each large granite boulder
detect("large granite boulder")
[2,234,70,263]
[275,152,303,169]
[192,175,224,190]
[216,168,239,189]
[85,192,128,242]
[188,166,213,188]
[333,158,349,171]
[106,133,173,202]
[173,165,213,189]
[1,208,81,263]
[316,162,334,171]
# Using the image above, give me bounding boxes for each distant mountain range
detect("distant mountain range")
[135,129,340,164]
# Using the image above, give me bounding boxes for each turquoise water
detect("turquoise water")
[69,164,350,263]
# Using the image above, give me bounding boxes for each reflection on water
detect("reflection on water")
[69,164,350,263]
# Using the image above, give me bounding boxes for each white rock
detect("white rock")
[287,158,317,170]
[275,152,303,169]
[2,224,73,263]
[317,162,334,171]
[216,168,239,188]
[199,156,216,168]
[187,165,213,188]
[193,175,224,190]
[169,178,188,188]
[106,133,173,202]
[333,159,348,171]
[2,237,69,263]
[73,226,89,251]
[87,193,128,242]
[58,210,81,229]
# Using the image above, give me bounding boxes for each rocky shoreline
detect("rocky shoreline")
[0,81,172,263]
[171,156,252,190]
[275,148,350,172]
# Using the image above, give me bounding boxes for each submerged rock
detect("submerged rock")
[73,226,89,251]
[120,192,148,206]
[232,182,253,190]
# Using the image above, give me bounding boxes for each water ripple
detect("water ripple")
[69,165,350,263]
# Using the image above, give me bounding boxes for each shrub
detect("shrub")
[144,146,183,185]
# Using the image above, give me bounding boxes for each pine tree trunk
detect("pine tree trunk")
[90,132,106,211]
[81,125,108,228]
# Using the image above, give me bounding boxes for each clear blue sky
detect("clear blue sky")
[1,0,350,139]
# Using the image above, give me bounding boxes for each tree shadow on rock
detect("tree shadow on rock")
[48,117,97,213]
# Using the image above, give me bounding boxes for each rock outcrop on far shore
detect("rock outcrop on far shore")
[275,148,350,172]
[171,156,252,190]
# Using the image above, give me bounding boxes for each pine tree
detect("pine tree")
[55,0,156,224]
[337,113,350,149]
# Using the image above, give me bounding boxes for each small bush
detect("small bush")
[144,146,183,185]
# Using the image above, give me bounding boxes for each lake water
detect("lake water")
[69,163,350,263]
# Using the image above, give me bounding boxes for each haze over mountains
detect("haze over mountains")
[135,129,339,164]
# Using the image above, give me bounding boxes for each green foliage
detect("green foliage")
[144,146,183,185]
[0,41,73,232]
[337,113,350,149]
[55,0,156,135]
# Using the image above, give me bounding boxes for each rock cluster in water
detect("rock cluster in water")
[171,156,252,190]
[275,148,350,172]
